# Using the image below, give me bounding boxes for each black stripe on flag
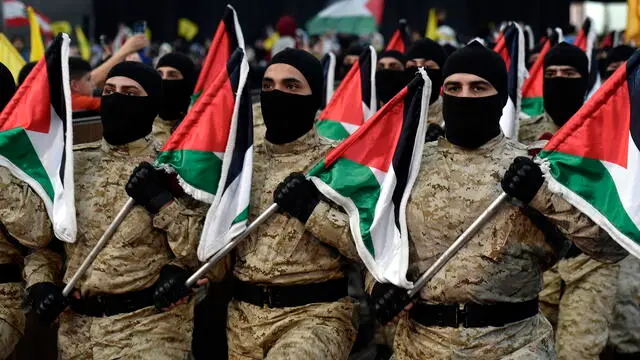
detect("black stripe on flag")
[223,6,240,55]
[504,26,519,107]
[626,50,640,151]
[46,35,68,184]
[321,53,333,108]
[224,49,253,190]
[359,48,373,110]
[391,76,424,228]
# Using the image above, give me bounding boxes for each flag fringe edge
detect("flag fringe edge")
[156,164,216,203]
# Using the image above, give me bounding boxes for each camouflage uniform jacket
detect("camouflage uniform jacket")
[151,116,177,147]
[62,138,201,296]
[609,256,640,354]
[518,112,559,144]
[428,96,445,127]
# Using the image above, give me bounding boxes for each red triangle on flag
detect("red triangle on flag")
[386,30,405,53]
[522,40,552,98]
[318,61,364,126]
[0,59,50,133]
[366,0,384,25]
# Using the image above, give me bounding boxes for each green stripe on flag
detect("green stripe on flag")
[307,16,377,36]
[0,128,54,200]
[156,149,222,196]
[232,206,249,225]
[189,90,203,107]
[522,97,545,117]
[317,120,351,141]
[540,150,640,242]
[309,158,381,255]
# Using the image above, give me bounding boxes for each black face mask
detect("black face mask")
[442,94,503,149]
[376,69,407,104]
[543,77,586,127]
[425,68,443,105]
[261,90,317,144]
[100,93,158,145]
[159,79,191,120]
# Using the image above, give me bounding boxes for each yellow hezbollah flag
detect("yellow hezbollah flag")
[425,8,438,40]
[0,33,26,82]
[178,18,199,41]
[627,0,640,43]
[27,6,45,62]
[51,21,72,36]
[75,26,91,61]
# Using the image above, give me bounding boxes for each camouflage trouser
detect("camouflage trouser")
[0,283,24,359]
[227,297,358,360]
[393,314,555,359]
[539,255,619,360]
[58,300,194,360]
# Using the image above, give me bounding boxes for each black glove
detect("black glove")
[153,265,191,310]
[371,282,413,325]
[28,282,68,324]
[425,124,444,142]
[126,162,174,214]
[501,157,544,204]
[274,172,320,223]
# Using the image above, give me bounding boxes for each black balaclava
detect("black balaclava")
[603,45,635,80]
[543,42,589,127]
[156,52,196,120]
[100,62,162,145]
[442,41,507,149]
[339,43,365,80]
[406,39,446,104]
[18,62,37,86]
[376,50,408,104]
[261,48,323,145]
[0,63,16,112]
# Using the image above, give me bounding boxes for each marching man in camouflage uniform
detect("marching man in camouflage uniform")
[520,43,624,360]
[364,41,627,359]
[30,62,204,359]
[207,48,360,360]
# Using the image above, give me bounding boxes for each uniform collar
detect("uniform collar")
[265,129,318,156]
[101,137,156,157]
[438,133,506,155]
[542,112,560,132]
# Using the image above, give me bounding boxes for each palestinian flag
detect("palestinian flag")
[574,17,600,97]
[320,52,336,109]
[0,34,75,242]
[385,19,410,53]
[307,0,384,36]
[537,49,640,259]
[521,28,563,118]
[192,4,245,105]
[317,45,377,142]
[308,69,432,288]
[492,24,527,139]
[156,49,252,261]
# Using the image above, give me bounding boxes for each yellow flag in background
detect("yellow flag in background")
[51,21,72,36]
[75,26,91,61]
[425,8,439,40]
[0,33,26,82]
[627,0,640,44]
[178,18,199,41]
[27,6,45,62]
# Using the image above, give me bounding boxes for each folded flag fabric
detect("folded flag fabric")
[307,0,384,36]
[308,68,432,288]
[386,19,410,53]
[320,52,336,109]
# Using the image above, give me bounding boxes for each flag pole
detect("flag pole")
[407,193,509,298]
[185,203,279,287]
[62,198,136,296]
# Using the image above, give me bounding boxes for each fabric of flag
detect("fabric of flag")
[538,49,640,259]
[0,33,26,82]
[521,28,563,119]
[4,0,52,35]
[386,19,410,53]
[178,18,199,42]
[425,8,438,40]
[309,69,431,288]
[155,49,253,261]
[320,52,336,109]
[51,21,72,36]
[0,33,75,243]
[574,17,600,97]
[307,0,384,36]
[75,26,91,61]
[627,0,640,44]
[27,6,45,62]
[317,45,377,142]
[493,23,527,139]
[192,4,245,106]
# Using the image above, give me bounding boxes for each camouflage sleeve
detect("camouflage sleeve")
[0,169,53,249]
[529,186,628,263]
[205,255,232,282]
[153,198,205,271]
[23,249,63,288]
[306,201,361,262]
